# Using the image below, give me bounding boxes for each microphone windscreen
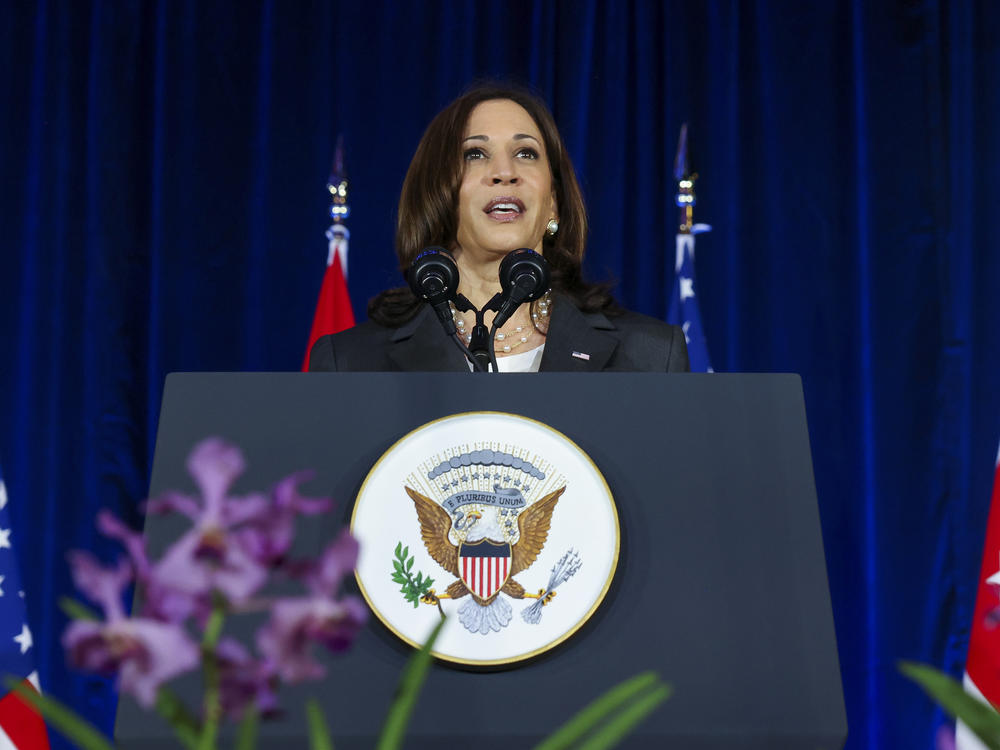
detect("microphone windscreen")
[499,248,550,301]
[407,247,459,304]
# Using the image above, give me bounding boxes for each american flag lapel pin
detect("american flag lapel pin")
[571,351,591,361]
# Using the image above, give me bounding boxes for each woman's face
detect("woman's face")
[454,99,557,261]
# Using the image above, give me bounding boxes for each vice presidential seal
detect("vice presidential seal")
[352,412,619,666]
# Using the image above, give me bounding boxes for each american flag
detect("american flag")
[0,469,49,749]
[667,233,714,373]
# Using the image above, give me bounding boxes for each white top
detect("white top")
[465,344,546,373]
[496,344,545,372]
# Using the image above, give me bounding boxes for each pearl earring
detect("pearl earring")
[546,218,559,237]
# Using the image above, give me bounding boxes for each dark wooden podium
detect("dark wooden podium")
[115,373,846,749]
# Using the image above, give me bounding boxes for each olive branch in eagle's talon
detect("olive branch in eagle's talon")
[391,542,444,619]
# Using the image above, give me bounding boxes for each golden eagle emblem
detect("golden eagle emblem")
[405,485,568,634]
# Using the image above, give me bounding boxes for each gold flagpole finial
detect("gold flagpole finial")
[673,123,697,235]
[327,134,349,224]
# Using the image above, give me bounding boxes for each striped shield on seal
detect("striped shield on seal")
[459,539,511,601]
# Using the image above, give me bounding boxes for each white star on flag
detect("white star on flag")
[679,277,695,301]
[0,529,11,550]
[986,555,1000,587]
[0,574,5,596]
[13,624,32,655]
[0,482,6,510]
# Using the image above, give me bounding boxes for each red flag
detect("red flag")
[958,442,1000,749]
[301,226,355,371]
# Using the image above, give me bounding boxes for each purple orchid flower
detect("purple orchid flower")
[256,530,368,682]
[214,637,281,720]
[96,510,198,623]
[148,438,271,603]
[235,470,333,567]
[62,551,199,708]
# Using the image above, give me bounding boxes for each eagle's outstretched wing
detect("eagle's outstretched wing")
[405,486,459,575]
[510,486,565,576]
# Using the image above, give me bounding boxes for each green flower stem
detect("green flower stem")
[533,671,669,750]
[197,600,228,750]
[236,704,259,750]
[306,698,335,750]
[58,595,100,621]
[376,618,446,750]
[156,688,200,750]
[576,684,672,750]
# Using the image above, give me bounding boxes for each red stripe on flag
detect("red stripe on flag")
[503,556,508,583]
[0,678,50,749]
[967,448,1000,707]
[478,558,484,598]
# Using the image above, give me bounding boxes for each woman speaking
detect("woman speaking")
[308,84,689,373]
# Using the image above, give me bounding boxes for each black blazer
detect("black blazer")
[308,293,690,373]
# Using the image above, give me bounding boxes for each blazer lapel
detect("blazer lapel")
[539,294,619,372]
[387,305,470,372]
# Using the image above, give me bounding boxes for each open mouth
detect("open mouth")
[483,196,526,220]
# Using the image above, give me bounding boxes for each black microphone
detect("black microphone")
[492,248,551,330]
[406,247,460,335]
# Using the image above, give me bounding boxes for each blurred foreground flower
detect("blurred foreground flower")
[50,438,367,748]
[257,530,367,682]
[61,551,200,708]
[148,438,271,603]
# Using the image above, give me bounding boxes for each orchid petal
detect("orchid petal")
[210,540,268,602]
[117,619,200,708]
[256,594,367,683]
[153,530,213,596]
[272,472,332,515]
[187,438,246,517]
[143,491,202,521]
[63,618,199,709]
[221,493,271,526]
[307,530,359,596]
[67,551,132,621]
[97,511,151,577]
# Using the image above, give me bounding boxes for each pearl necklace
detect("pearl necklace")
[451,291,552,354]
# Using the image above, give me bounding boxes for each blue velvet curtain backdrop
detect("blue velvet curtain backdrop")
[2,1,999,747]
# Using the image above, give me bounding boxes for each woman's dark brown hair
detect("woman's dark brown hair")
[368,83,619,325]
